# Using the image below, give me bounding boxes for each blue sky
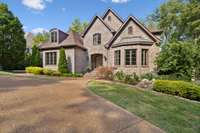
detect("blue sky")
[0,0,165,34]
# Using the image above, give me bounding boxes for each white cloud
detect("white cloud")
[61,7,66,12]
[112,0,130,3]
[22,0,53,11]
[45,0,53,2]
[101,0,130,3]
[32,28,48,34]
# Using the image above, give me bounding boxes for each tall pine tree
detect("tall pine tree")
[0,3,26,70]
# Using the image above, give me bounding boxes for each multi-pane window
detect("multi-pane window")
[45,52,57,65]
[93,33,101,45]
[141,49,148,66]
[114,50,121,66]
[51,31,57,43]
[128,26,133,35]
[125,49,137,65]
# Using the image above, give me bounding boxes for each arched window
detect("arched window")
[93,33,101,45]
[108,16,111,21]
[128,26,133,35]
[51,31,57,43]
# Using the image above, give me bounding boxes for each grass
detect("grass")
[0,71,14,76]
[88,81,200,133]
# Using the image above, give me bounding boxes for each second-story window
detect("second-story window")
[93,33,101,45]
[108,16,111,21]
[128,26,133,35]
[51,31,57,43]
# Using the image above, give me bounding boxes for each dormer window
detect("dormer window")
[108,16,111,21]
[51,31,57,43]
[93,33,101,45]
[128,26,133,35]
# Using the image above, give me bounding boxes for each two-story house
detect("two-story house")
[39,9,162,75]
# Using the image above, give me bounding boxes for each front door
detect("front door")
[91,54,103,70]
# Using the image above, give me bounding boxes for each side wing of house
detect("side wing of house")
[108,17,160,75]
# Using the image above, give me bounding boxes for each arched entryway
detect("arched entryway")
[91,54,103,70]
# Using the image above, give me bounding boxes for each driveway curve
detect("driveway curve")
[0,76,164,133]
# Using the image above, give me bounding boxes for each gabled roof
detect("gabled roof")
[39,30,86,50]
[60,30,85,49]
[105,16,161,48]
[102,8,124,24]
[82,16,115,37]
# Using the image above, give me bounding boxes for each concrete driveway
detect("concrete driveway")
[0,76,164,133]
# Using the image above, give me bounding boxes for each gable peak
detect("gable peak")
[102,8,124,23]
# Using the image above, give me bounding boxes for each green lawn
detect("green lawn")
[0,71,13,76]
[88,81,200,133]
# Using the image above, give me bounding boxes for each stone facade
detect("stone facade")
[82,9,161,75]
[102,9,123,31]
[83,17,113,67]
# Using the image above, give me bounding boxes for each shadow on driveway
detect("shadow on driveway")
[0,75,64,92]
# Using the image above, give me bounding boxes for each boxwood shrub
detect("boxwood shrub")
[25,67,43,75]
[153,80,200,101]
[43,68,61,76]
[26,67,83,77]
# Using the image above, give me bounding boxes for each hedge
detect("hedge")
[153,80,200,101]
[25,67,43,75]
[43,68,61,76]
[25,67,83,77]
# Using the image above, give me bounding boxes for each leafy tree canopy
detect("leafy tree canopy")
[33,32,49,45]
[70,18,88,33]
[148,0,200,43]
[156,41,194,79]
[0,3,26,70]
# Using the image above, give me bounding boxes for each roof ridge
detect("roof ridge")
[102,8,124,23]
[82,15,115,37]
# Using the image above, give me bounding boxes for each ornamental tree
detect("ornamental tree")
[58,48,68,73]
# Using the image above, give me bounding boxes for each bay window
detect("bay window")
[125,49,137,65]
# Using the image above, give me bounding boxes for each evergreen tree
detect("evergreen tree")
[58,48,68,73]
[31,45,41,66]
[0,3,26,70]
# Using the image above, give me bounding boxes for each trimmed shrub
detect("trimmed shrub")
[43,68,61,76]
[25,67,43,75]
[58,48,68,73]
[62,72,83,77]
[153,80,200,101]
[114,71,126,81]
[124,73,140,85]
[156,74,191,81]
[96,67,114,80]
[141,72,157,80]
[73,73,83,77]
